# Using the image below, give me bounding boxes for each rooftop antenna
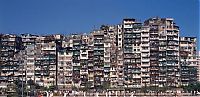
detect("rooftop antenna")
[138,19,141,22]
[93,25,97,31]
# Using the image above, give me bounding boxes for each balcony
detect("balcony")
[141,33,149,37]
[104,64,110,67]
[141,58,149,62]
[141,63,150,67]
[110,74,117,78]
[93,48,104,51]
[141,74,150,77]
[141,43,149,47]
[150,48,159,51]
[42,47,56,51]
[88,63,93,66]
[104,69,110,73]
[124,24,133,28]
[167,53,178,56]
[133,75,141,79]
[141,54,149,57]
[167,46,178,50]
[73,52,80,55]
[94,52,104,56]
[141,49,149,52]
[124,50,132,53]
[132,70,141,74]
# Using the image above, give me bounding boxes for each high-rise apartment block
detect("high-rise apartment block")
[0,17,198,92]
[144,18,180,88]
[0,34,22,83]
[180,37,198,86]
[198,51,200,81]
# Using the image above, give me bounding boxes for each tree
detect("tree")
[72,85,78,91]
[13,79,27,96]
[6,83,19,97]
[81,81,92,92]
[49,85,57,91]
[102,81,110,91]
[183,82,200,95]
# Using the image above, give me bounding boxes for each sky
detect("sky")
[0,0,199,48]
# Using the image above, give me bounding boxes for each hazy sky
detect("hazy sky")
[0,0,199,48]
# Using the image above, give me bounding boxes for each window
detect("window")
[59,51,64,55]
[82,50,86,53]
[82,54,87,57]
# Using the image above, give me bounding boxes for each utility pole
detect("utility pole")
[20,51,26,97]
[22,69,23,97]
[22,59,24,97]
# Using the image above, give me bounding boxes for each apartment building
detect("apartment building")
[87,34,95,89]
[122,18,142,89]
[21,34,37,84]
[180,37,198,86]
[103,25,118,88]
[57,36,73,90]
[0,34,22,83]
[140,26,151,87]
[0,17,198,93]
[144,17,180,88]
[35,35,62,87]
[92,30,105,90]
[57,47,73,89]
[34,36,45,86]
[71,34,82,88]
[117,25,124,88]
[80,35,89,89]
[0,34,25,95]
